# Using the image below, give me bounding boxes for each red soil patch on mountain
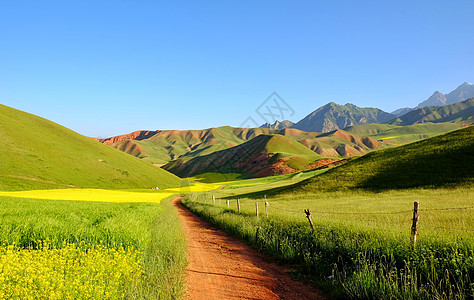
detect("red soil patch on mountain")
[96,130,160,145]
[253,157,299,178]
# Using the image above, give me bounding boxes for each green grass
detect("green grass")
[276,126,474,193]
[0,104,184,190]
[345,123,462,145]
[181,127,474,299]
[0,194,187,299]
[183,187,474,300]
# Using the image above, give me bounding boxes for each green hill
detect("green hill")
[389,98,474,126]
[0,104,184,191]
[100,126,276,165]
[163,134,324,178]
[100,126,389,165]
[275,126,474,193]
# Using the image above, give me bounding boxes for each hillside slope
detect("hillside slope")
[104,127,276,165]
[0,104,184,190]
[100,126,389,165]
[292,102,395,133]
[390,98,474,126]
[276,126,474,193]
[344,123,462,145]
[163,134,325,178]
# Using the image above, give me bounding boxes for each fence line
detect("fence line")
[420,206,474,211]
[206,197,474,215]
[198,196,473,236]
[423,226,474,232]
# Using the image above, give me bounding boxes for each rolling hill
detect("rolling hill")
[389,98,474,126]
[98,126,392,166]
[275,125,474,194]
[101,127,277,165]
[162,134,327,178]
[0,104,185,190]
[98,121,463,171]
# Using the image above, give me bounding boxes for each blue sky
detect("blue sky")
[1,1,473,137]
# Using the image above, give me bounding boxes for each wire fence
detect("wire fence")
[191,193,474,239]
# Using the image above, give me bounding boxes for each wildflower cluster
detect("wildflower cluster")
[0,241,145,299]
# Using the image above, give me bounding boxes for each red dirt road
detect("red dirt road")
[172,197,326,300]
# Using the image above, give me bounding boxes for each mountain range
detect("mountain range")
[93,81,473,178]
[95,126,387,166]
[261,82,474,133]
[416,82,474,108]
[389,98,474,126]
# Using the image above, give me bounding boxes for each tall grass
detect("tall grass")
[0,195,187,299]
[182,193,474,299]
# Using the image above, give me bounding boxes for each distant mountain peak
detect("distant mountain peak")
[292,102,394,133]
[415,81,474,109]
[260,120,294,130]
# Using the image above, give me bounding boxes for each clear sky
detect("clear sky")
[1,1,473,137]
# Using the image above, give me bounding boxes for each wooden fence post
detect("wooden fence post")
[304,209,314,231]
[256,202,259,218]
[265,201,269,218]
[237,199,241,213]
[411,201,420,248]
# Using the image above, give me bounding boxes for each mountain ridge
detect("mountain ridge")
[390,98,474,126]
[291,102,395,133]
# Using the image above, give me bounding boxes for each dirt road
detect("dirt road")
[172,196,326,300]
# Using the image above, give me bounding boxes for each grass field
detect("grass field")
[0,193,188,299]
[182,127,474,299]
[0,179,226,299]
[183,186,474,299]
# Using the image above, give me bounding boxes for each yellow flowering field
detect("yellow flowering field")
[0,180,222,298]
[0,189,173,203]
[0,241,144,300]
[0,182,223,203]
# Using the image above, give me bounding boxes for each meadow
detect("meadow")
[0,186,220,299]
[183,187,474,299]
[182,127,474,299]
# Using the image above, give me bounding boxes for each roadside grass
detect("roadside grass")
[183,188,474,299]
[0,194,187,299]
